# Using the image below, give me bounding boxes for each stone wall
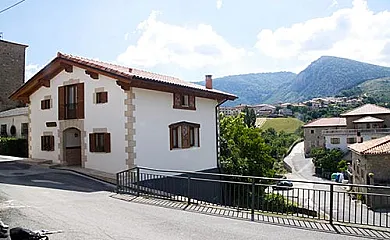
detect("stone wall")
[0,40,27,112]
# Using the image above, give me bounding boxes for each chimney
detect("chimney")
[205,75,213,89]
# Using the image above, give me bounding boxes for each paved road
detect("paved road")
[0,159,364,240]
[284,142,390,228]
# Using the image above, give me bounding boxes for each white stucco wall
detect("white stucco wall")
[30,66,127,173]
[325,134,389,152]
[0,114,28,138]
[133,88,218,172]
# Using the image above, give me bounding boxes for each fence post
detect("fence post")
[187,174,191,205]
[329,184,334,225]
[251,178,255,221]
[136,167,140,197]
[116,172,120,193]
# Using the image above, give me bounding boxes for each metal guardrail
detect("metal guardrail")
[117,167,390,229]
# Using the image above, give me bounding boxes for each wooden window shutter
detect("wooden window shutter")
[101,92,108,103]
[169,127,173,150]
[104,133,111,153]
[189,95,195,109]
[49,136,55,151]
[173,93,181,108]
[89,133,96,152]
[76,83,85,119]
[181,125,190,148]
[58,86,65,120]
[41,100,45,110]
[41,136,44,151]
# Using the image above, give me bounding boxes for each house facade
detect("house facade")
[304,104,390,154]
[348,136,390,209]
[10,53,236,174]
[0,107,29,138]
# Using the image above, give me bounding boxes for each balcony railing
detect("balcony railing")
[322,128,390,135]
[65,103,77,119]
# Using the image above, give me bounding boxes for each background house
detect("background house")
[10,53,236,174]
[0,39,27,111]
[0,107,29,138]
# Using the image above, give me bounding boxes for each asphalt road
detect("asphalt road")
[284,142,390,228]
[0,158,365,240]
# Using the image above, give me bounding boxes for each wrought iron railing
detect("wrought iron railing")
[117,167,390,229]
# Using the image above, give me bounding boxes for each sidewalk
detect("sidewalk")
[52,165,116,185]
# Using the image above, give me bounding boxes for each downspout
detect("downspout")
[215,99,227,173]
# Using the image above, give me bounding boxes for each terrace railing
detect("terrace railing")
[116,167,390,229]
[322,128,390,135]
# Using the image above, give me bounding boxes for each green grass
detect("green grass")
[259,117,304,134]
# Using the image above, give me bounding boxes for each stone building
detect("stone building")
[0,39,28,112]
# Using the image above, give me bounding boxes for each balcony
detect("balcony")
[65,103,77,119]
[322,128,390,135]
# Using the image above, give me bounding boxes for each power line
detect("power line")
[0,0,27,15]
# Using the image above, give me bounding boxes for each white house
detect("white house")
[0,107,29,138]
[10,53,237,174]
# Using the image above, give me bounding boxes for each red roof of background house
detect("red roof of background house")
[340,104,390,116]
[303,117,347,128]
[349,135,390,155]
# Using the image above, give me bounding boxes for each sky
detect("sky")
[1,0,390,82]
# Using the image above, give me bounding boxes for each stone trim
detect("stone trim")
[28,105,32,158]
[93,87,106,104]
[63,78,80,86]
[124,88,136,168]
[92,128,107,133]
[43,131,53,136]
[58,120,87,166]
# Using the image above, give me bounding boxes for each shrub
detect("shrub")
[0,137,28,157]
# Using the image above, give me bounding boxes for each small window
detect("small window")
[310,129,314,134]
[347,137,356,144]
[96,92,108,104]
[169,122,200,150]
[21,123,28,138]
[173,93,196,110]
[41,99,51,110]
[10,125,16,137]
[330,137,340,144]
[41,135,54,151]
[89,132,111,153]
[0,124,7,137]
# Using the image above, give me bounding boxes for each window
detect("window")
[173,93,196,110]
[96,92,108,104]
[89,132,111,153]
[347,137,356,144]
[41,99,51,110]
[21,123,28,138]
[0,124,7,137]
[169,122,200,150]
[58,83,84,120]
[310,129,315,134]
[330,137,340,144]
[41,135,54,151]
[10,125,16,137]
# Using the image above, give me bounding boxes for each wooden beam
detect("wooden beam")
[85,70,99,79]
[61,63,73,73]
[116,80,131,91]
[38,78,50,88]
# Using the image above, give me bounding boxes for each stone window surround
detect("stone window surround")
[93,87,107,104]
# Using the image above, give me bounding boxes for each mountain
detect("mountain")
[195,72,297,106]
[198,56,390,105]
[339,77,390,103]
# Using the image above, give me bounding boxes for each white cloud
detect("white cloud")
[255,0,390,67]
[216,0,223,10]
[25,64,40,81]
[117,11,247,78]
[329,0,338,8]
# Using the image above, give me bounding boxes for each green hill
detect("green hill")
[259,118,304,134]
[339,77,390,103]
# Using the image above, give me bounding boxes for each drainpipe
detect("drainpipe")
[215,99,227,173]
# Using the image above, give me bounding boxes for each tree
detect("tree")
[311,148,344,173]
[242,106,256,128]
[219,114,275,177]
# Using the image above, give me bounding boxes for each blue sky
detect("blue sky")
[1,0,390,82]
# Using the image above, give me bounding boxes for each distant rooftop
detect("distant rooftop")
[341,104,390,116]
[353,116,384,123]
[349,135,390,155]
[0,107,28,118]
[304,117,346,128]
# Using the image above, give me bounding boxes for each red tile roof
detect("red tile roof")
[341,104,390,116]
[303,117,346,128]
[57,53,236,98]
[349,135,390,155]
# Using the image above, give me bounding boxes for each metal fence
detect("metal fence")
[116,167,390,229]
